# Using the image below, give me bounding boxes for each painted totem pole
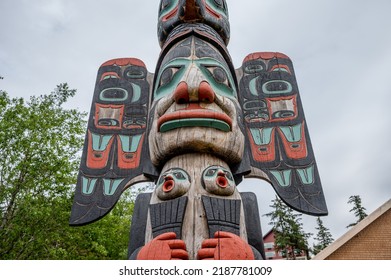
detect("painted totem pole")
[70,0,327,260]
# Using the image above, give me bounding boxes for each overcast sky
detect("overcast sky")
[1,0,391,245]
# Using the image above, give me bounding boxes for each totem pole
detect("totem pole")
[70,0,327,260]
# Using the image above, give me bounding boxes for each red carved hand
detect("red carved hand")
[137,232,189,260]
[197,231,255,260]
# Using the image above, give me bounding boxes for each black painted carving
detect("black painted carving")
[150,196,188,238]
[70,0,328,260]
[128,193,152,258]
[237,53,327,215]
[240,192,265,259]
[202,196,241,238]
[70,58,157,226]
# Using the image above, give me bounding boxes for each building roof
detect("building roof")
[263,228,274,239]
[313,198,391,260]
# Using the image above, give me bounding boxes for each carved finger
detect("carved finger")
[214,231,236,239]
[197,248,216,259]
[201,238,219,248]
[168,239,187,250]
[156,232,177,241]
[171,249,189,260]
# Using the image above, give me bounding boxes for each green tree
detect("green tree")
[265,196,312,260]
[0,85,137,259]
[312,217,334,255]
[347,195,368,228]
[64,190,136,260]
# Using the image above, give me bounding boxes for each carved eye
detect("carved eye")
[155,168,191,200]
[159,67,180,88]
[124,66,145,79]
[224,171,233,181]
[213,0,224,8]
[136,119,146,126]
[173,171,186,180]
[205,168,218,177]
[206,66,230,87]
[100,88,128,101]
[157,176,165,186]
[161,0,171,9]
[244,63,264,74]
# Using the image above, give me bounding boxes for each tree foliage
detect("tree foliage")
[312,217,334,255]
[0,85,136,259]
[347,195,368,228]
[265,196,312,259]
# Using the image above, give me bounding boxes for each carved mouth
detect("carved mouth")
[163,176,175,193]
[157,109,232,133]
[216,176,228,188]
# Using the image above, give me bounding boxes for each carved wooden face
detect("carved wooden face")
[157,0,230,46]
[149,36,244,167]
[155,168,191,200]
[202,165,235,196]
[152,154,237,202]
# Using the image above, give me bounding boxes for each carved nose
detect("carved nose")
[173,81,215,104]
[183,0,201,21]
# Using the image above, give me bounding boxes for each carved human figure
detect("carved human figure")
[71,0,327,261]
[157,0,230,47]
[134,29,261,259]
[130,154,261,260]
[148,35,245,169]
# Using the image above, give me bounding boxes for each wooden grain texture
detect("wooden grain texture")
[146,153,248,259]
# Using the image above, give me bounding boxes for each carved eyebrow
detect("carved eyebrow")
[100,72,120,81]
[270,64,292,75]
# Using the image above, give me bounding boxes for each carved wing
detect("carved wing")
[237,52,327,216]
[70,58,155,225]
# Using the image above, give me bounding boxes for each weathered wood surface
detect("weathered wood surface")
[147,153,248,259]
[148,35,245,169]
[71,0,326,260]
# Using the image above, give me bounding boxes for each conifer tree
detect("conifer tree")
[265,196,312,259]
[312,217,334,255]
[347,195,368,228]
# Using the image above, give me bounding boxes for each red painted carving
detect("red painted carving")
[157,105,232,132]
[266,95,298,123]
[116,134,144,169]
[86,131,114,169]
[247,128,277,163]
[162,175,175,193]
[243,52,290,63]
[197,231,255,260]
[269,64,292,75]
[101,58,146,68]
[100,72,120,81]
[173,81,215,104]
[216,171,228,188]
[277,122,308,160]
[163,6,179,22]
[137,232,189,260]
[94,104,124,130]
[204,2,222,19]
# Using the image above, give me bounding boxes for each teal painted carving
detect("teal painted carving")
[70,0,327,261]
